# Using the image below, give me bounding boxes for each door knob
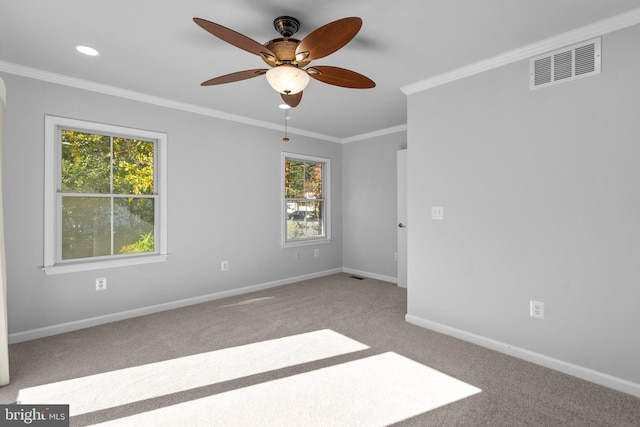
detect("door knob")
[398,223,406,228]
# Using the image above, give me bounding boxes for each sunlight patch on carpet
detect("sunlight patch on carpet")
[91,352,481,426]
[17,329,368,417]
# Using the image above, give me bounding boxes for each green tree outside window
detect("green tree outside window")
[60,130,156,260]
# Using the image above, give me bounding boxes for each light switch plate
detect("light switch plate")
[431,206,444,220]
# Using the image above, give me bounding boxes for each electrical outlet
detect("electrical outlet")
[314,249,320,257]
[95,277,107,291]
[530,300,544,319]
[221,260,229,272]
[394,252,398,261]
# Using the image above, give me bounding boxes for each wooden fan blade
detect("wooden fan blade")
[307,66,375,88]
[281,91,303,108]
[295,17,362,61]
[194,17,276,60]
[201,69,268,86]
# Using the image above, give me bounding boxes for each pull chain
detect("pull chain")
[282,109,290,142]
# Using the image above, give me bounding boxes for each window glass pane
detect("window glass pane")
[113,138,155,195]
[115,198,155,254]
[62,196,111,260]
[287,201,323,239]
[285,160,305,198]
[304,162,323,199]
[61,130,111,193]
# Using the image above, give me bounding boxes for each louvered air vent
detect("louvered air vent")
[530,38,601,90]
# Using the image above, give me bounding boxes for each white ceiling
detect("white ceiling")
[1,1,640,140]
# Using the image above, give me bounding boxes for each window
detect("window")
[282,153,330,246]
[44,116,167,274]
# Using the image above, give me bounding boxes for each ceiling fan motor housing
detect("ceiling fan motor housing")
[261,37,310,68]
[273,16,300,37]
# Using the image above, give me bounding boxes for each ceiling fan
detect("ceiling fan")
[193,15,376,108]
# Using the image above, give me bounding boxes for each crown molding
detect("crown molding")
[0,61,342,143]
[401,7,640,95]
[342,124,407,144]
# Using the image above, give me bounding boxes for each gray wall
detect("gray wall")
[342,133,406,281]
[1,73,343,338]
[406,24,640,385]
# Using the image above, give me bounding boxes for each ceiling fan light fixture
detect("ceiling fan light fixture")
[266,64,310,95]
[194,15,375,108]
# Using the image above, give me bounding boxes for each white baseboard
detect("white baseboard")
[405,314,640,398]
[342,268,397,284]
[9,268,342,344]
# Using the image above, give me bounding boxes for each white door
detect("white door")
[397,149,407,288]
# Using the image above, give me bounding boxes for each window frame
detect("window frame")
[43,115,168,275]
[281,152,331,247]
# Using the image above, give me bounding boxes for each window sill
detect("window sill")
[43,254,168,275]
[282,238,332,249]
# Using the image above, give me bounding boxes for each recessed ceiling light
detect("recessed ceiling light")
[75,45,100,56]
[278,103,291,110]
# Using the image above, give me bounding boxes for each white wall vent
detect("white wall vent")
[530,37,601,90]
